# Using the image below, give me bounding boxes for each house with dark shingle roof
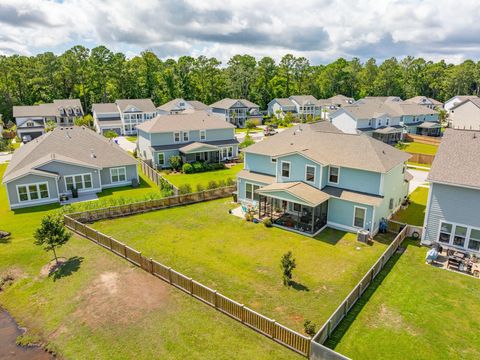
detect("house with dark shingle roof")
[93,99,156,136]
[2,126,138,209]
[136,111,238,169]
[237,121,411,236]
[13,99,84,141]
[422,129,480,255]
[209,98,261,128]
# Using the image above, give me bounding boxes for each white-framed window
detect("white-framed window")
[438,222,453,244]
[271,157,277,164]
[200,130,206,141]
[245,182,260,201]
[110,167,127,183]
[124,114,130,120]
[281,161,290,178]
[353,206,367,228]
[228,147,233,157]
[158,153,165,166]
[17,182,49,202]
[26,121,34,127]
[64,173,93,191]
[468,229,480,252]
[438,221,480,253]
[222,148,228,159]
[174,132,180,142]
[328,166,340,184]
[183,131,189,142]
[305,165,315,183]
[292,202,301,212]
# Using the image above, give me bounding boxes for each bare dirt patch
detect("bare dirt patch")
[74,268,171,329]
[0,267,26,291]
[368,304,420,336]
[39,258,67,278]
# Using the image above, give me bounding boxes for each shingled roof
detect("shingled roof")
[210,98,259,109]
[243,122,410,173]
[3,126,136,183]
[115,99,156,112]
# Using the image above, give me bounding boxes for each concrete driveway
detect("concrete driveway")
[115,136,137,153]
[407,168,429,194]
[0,152,12,164]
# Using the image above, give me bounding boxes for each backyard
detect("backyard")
[91,198,394,333]
[326,239,480,359]
[162,163,243,188]
[0,164,294,359]
[396,141,438,155]
[392,187,429,226]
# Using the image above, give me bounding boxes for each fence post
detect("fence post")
[150,258,154,274]
[271,320,276,339]
[109,236,113,250]
[167,267,172,284]
[122,244,127,258]
[240,304,245,323]
[189,277,193,294]
[213,290,218,308]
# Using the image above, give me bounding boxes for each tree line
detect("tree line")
[1,45,480,121]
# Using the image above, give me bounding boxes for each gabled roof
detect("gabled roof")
[237,169,275,184]
[115,99,156,112]
[256,181,330,207]
[328,94,355,104]
[3,126,137,183]
[405,96,442,106]
[13,99,83,118]
[449,97,480,111]
[446,95,479,104]
[187,100,209,110]
[136,111,235,133]
[179,142,219,153]
[244,122,410,173]
[92,103,119,114]
[289,95,318,106]
[270,98,296,108]
[157,99,210,112]
[428,129,480,189]
[209,98,259,110]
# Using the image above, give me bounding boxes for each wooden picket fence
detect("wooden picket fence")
[312,226,409,347]
[64,215,311,357]
[67,186,236,223]
[404,134,441,145]
[140,159,178,195]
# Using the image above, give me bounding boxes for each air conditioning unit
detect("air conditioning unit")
[357,229,369,243]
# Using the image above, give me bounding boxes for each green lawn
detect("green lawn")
[406,161,431,170]
[392,187,429,226]
[235,127,262,133]
[92,198,393,333]
[396,142,438,155]
[125,136,137,143]
[327,239,480,359]
[0,163,294,359]
[163,164,243,189]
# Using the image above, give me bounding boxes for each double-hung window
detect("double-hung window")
[183,131,189,142]
[174,132,180,142]
[453,225,468,247]
[439,222,453,244]
[245,183,260,201]
[353,206,366,228]
[17,182,49,202]
[228,147,233,157]
[65,174,92,191]
[305,165,315,183]
[329,166,339,184]
[281,162,290,178]
[158,153,165,166]
[438,222,480,253]
[111,167,126,183]
[468,229,480,251]
[200,130,206,141]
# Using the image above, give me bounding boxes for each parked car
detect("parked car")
[22,135,32,143]
[264,126,278,136]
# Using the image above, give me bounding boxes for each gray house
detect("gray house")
[157,98,209,115]
[209,98,261,128]
[136,111,238,169]
[2,126,138,209]
[13,99,84,140]
[422,129,480,255]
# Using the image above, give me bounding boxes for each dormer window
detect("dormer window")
[26,121,34,127]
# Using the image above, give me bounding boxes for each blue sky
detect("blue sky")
[1,0,479,64]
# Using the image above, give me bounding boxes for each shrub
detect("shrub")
[226,177,235,186]
[192,161,205,172]
[207,180,217,190]
[207,163,225,171]
[218,179,226,188]
[303,320,317,336]
[240,134,255,149]
[178,184,192,194]
[0,139,13,152]
[246,119,256,130]
[263,217,273,228]
[103,130,118,139]
[244,212,254,222]
[196,183,205,192]
[280,251,296,286]
[182,163,194,174]
[169,155,182,171]
[238,152,244,162]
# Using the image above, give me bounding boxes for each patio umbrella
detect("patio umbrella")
[426,248,439,263]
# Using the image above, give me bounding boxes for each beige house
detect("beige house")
[449,98,480,130]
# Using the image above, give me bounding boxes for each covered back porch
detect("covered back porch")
[372,126,403,144]
[416,122,441,137]
[256,182,330,236]
[179,142,222,163]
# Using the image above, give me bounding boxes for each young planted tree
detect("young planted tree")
[280,251,296,286]
[34,214,72,265]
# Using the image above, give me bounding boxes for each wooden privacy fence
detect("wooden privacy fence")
[64,215,311,357]
[67,186,236,223]
[407,152,435,165]
[405,134,441,145]
[312,226,409,347]
[140,159,179,195]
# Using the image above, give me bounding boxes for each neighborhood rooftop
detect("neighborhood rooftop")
[209,98,259,109]
[115,98,156,112]
[136,111,235,133]
[244,122,410,173]
[13,99,83,118]
[3,126,136,183]
[342,98,437,119]
[428,128,480,189]
[157,99,209,112]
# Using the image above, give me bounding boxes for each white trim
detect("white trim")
[64,173,94,192]
[272,151,325,167]
[3,170,58,184]
[379,173,385,195]
[280,160,291,179]
[157,152,166,167]
[101,181,132,189]
[60,187,101,195]
[10,197,59,209]
[173,131,181,143]
[328,166,340,185]
[109,167,127,184]
[244,182,261,202]
[436,220,480,254]
[353,205,367,229]
[200,129,206,141]
[183,131,189,142]
[305,164,316,184]
[319,165,323,187]
[16,181,50,203]
[327,221,358,233]
[371,207,376,235]
[429,180,480,192]
[421,183,434,242]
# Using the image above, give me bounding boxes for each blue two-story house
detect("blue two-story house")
[237,122,411,236]
[136,111,238,169]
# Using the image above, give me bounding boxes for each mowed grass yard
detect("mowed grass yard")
[163,163,243,188]
[327,239,480,359]
[0,164,295,359]
[92,198,394,333]
[392,187,429,226]
[396,141,438,155]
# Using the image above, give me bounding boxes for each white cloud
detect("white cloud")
[0,0,479,64]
